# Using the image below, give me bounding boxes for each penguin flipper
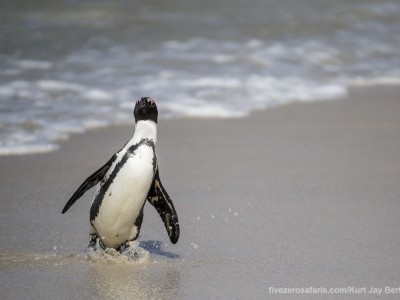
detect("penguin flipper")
[147,169,180,244]
[61,154,117,214]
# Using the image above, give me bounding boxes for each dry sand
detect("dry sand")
[1,86,400,299]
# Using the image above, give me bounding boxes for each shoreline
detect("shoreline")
[1,85,400,299]
[1,84,398,159]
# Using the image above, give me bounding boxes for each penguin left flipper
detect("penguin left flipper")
[61,154,117,214]
[147,168,180,244]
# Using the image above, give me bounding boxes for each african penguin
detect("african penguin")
[61,97,179,251]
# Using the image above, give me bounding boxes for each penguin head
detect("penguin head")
[134,97,158,123]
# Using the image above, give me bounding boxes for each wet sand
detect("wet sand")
[1,86,400,299]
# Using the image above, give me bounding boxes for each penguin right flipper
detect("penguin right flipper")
[61,154,117,214]
[147,169,180,244]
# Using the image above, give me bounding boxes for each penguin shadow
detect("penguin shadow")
[139,240,180,259]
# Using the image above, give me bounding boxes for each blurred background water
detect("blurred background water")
[1,0,399,154]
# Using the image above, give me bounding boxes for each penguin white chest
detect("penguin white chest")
[91,143,155,248]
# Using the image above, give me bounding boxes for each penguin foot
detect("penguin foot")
[118,240,145,261]
[116,244,126,253]
[117,240,139,254]
[88,234,107,251]
[88,234,98,249]
[117,241,132,253]
[98,239,107,251]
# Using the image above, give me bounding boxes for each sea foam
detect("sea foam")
[1,16,399,155]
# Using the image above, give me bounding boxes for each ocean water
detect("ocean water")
[1,0,400,155]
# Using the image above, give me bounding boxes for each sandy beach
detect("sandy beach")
[1,86,400,299]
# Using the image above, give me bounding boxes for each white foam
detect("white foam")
[82,119,111,129]
[14,60,53,70]
[3,69,22,76]
[0,143,59,156]
[166,101,246,118]
[163,39,205,51]
[83,89,112,101]
[246,39,263,48]
[0,80,31,97]
[212,54,236,63]
[84,240,150,264]
[1,30,399,156]
[37,80,84,92]
[349,76,400,86]
[181,77,241,89]
[245,76,347,104]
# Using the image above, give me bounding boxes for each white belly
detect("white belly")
[91,145,155,248]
